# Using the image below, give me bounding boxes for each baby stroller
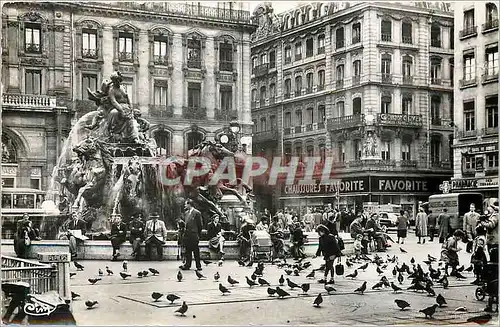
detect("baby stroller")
[250,230,273,262]
[475,261,498,312]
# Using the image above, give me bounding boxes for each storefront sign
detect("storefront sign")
[451,177,499,190]
[282,177,369,195]
[469,144,498,154]
[371,177,441,193]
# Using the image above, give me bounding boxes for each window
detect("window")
[338,142,345,162]
[353,60,361,84]
[381,54,391,82]
[187,38,202,68]
[317,34,325,54]
[270,115,277,129]
[284,146,292,163]
[464,9,475,30]
[431,58,442,83]
[301,73,311,94]
[306,107,314,124]
[30,178,40,190]
[450,27,454,48]
[485,46,498,76]
[269,83,276,101]
[486,3,499,29]
[295,146,303,161]
[381,19,392,41]
[336,27,345,49]
[82,74,97,99]
[431,95,441,122]
[295,75,302,95]
[295,42,302,60]
[402,55,412,80]
[188,82,201,108]
[306,38,313,57]
[487,153,499,169]
[295,110,302,126]
[259,86,266,105]
[220,85,232,111]
[431,23,441,47]
[251,89,257,103]
[187,131,204,152]
[353,98,362,115]
[25,70,41,95]
[82,29,97,58]
[381,95,391,114]
[260,53,267,65]
[252,57,257,70]
[464,156,475,170]
[118,32,133,62]
[219,42,233,71]
[486,96,498,128]
[318,105,325,123]
[463,52,475,80]
[284,79,291,98]
[121,79,133,104]
[336,101,345,117]
[352,23,361,44]
[284,46,292,63]
[401,143,411,160]
[402,94,412,114]
[284,112,291,127]
[25,23,41,53]
[154,131,171,156]
[260,117,267,131]
[153,81,168,106]
[430,139,441,164]
[464,101,475,131]
[336,64,344,84]
[402,21,412,44]
[318,70,325,90]
[269,50,276,68]
[354,140,361,160]
[381,142,390,160]
[450,58,454,86]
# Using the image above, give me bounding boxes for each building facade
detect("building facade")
[451,2,499,200]
[251,2,455,215]
[1,1,256,195]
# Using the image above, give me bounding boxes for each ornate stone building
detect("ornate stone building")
[451,2,499,200]
[2,2,255,193]
[251,2,454,215]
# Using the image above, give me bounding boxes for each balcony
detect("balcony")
[318,47,325,54]
[483,19,499,33]
[317,121,325,129]
[187,59,202,69]
[402,36,412,44]
[352,76,360,85]
[118,51,134,62]
[82,48,98,59]
[285,57,291,64]
[336,40,345,49]
[456,130,477,139]
[219,61,233,72]
[306,50,313,58]
[3,93,56,110]
[348,159,396,169]
[306,124,313,132]
[381,74,392,83]
[317,84,325,91]
[284,127,291,135]
[294,126,302,134]
[431,161,451,169]
[153,55,169,66]
[25,43,41,54]
[305,87,313,94]
[482,127,499,136]
[327,114,364,131]
[459,26,478,39]
[377,113,423,128]
[269,61,276,69]
[253,129,279,143]
[381,34,392,42]
[149,104,173,118]
[336,80,344,89]
[284,93,291,100]
[431,78,442,85]
[182,106,206,119]
[269,97,275,105]
[482,72,498,84]
[253,63,268,77]
[459,77,477,88]
[400,160,418,168]
[430,39,441,48]
[402,75,413,85]
[214,109,237,121]
[295,54,302,61]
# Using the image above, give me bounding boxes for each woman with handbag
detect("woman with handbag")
[314,224,342,285]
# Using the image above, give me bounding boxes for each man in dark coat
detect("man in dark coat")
[179,200,203,271]
[110,214,127,260]
[438,208,451,243]
[128,214,145,260]
[66,211,87,259]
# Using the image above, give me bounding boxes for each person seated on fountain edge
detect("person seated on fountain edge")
[67,211,87,259]
[207,214,226,260]
[110,214,127,261]
[14,213,42,259]
[129,213,145,260]
[144,212,167,261]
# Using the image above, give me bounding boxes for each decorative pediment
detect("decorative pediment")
[149,26,173,37]
[293,68,303,75]
[76,19,102,30]
[114,23,139,33]
[316,63,326,70]
[20,11,47,23]
[182,29,207,47]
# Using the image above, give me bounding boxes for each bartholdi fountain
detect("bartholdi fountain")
[41,71,251,240]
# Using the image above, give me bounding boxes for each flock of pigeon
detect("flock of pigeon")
[69,248,493,324]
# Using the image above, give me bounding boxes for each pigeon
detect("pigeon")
[251,273,257,281]
[455,306,467,312]
[166,294,180,304]
[85,300,98,309]
[106,266,113,275]
[286,278,300,289]
[138,271,143,278]
[392,267,397,276]
[410,257,415,264]
[279,275,285,285]
[324,284,336,293]
[376,267,384,275]
[407,282,425,292]
[227,276,239,286]
[306,270,315,279]
[465,265,473,272]
[122,261,128,272]
[425,282,436,297]
[149,268,159,275]
[246,260,254,267]
[395,299,411,310]
[358,263,368,271]
[177,271,183,282]
[237,260,245,267]
[70,272,76,278]
[301,283,310,294]
[203,259,213,266]
[428,254,437,262]
[219,283,231,295]
[346,270,358,279]
[390,282,402,293]
[88,278,101,285]
[436,294,447,307]
[175,301,188,316]
[466,314,492,325]
[267,287,277,296]
[346,260,353,268]
[455,272,466,279]
[400,247,407,253]
[285,269,293,275]
[142,270,149,277]
[214,271,220,281]
[74,261,84,271]
[438,275,449,289]
[457,265,465,272]
[398,272,404,284]
[372,281,384,290]
[120,272,131,280]
[151,292,163,302]
[313,293,323,307]
[419,304,438,319]
[98,268,103,277]
[218,260,223,267]
[246,276,258,287]
[258,278,270,286]
[293,269,300,276]
[71,291,80,300]
[354,281,367,295]
[195,270,206,280]
[275,287,290,298]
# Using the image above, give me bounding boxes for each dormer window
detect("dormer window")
[118,32,133,62]
[187,38,202,69]
[82,29,98,59]
[25,23,41,54]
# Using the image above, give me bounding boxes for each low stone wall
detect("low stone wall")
[1,233,353,261]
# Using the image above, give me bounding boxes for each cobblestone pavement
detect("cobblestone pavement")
[69,233,498,325]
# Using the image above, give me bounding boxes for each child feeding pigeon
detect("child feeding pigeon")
[314,224,342,285]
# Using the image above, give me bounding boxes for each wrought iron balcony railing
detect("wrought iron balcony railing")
[381,74,392,83]
[82,48,98,59]
[460,77,477,88]
[352,76,360,85]
[327,114,365,131]
[456,129,478,139]
[336,80,344,89]
[317,84,325,91]
[402,36,412,44]
[295,54,302,61]
[483,19,499,32]
[214,109,237,121]
[253,129,279,143]
[381,34,392,42]
[377,113,423,128]
[431,117,442,125]
[431,78,442,85]
[153,55,169,65]
[317,47,325,54]
[219,61,233,72]
[118,51,133,62]
[187,59,202,69]
[182,106,206,119]
[25,43,41,53]
[336,40,345,49]
[430,39,441,48]
[459,26,478,39]
[352,36,361,44]
[402,75,413,85]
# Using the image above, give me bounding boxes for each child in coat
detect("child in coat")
[353,234,364,261]
[315,224,342,284]
[440,229,465,276]
[470,225,489,285]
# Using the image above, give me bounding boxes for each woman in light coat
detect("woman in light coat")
[415,207,428,244]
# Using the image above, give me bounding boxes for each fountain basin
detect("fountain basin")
[2,233,354,260]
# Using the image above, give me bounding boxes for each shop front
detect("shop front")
[450,177,499,200]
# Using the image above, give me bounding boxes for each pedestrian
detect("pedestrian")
[237,216,255,261]
[179,200,203,270]
[207,214,225,260]
[415,207,428,244]
[440,229,465,276]
[396,209,408,244]
[463,203,480,242]
[128,214,144,260]
[14,213,41,259]
[470,225,489,285]
[291,222,306,259]
[365,213,387,252]
[437,208,451,243]
[353,234,364,261]
[110,214,127,261]
[427,210,437,242]
[144,212,167,261]
[478,201,498,260]
[66,211,88,259]
[314,224,342,285]
[349,216,369,254]
[176,218,186,262]
[269,215,284,259]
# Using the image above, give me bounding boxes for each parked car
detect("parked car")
[378,212,398,227]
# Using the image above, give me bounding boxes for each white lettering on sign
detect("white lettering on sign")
[283,180,365,194]
[38,253,69,262]
[378,179,428,192]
